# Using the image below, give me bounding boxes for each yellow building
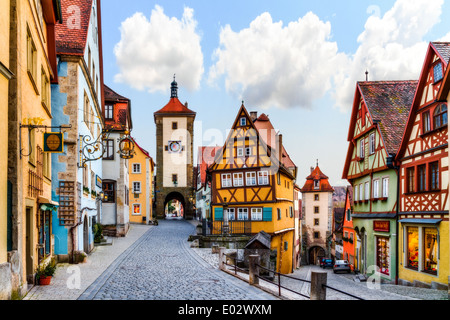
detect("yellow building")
[129,138,155,224]
[7,0,62,290]
[0,0,13,300]
[209,104,297,274]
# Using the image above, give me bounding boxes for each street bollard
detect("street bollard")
[310,271,327,300]
[218,247,226,270]
[212,245,219,254]
[249,255,260,285]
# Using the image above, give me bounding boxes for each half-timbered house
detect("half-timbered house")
[343,80,417,283]
[208,104,297,274]
[395,42,449,288]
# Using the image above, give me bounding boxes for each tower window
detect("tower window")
[172,122,178,130]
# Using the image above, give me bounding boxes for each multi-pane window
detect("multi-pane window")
[133,182,141,193]
[132,204,141,215]
[240,117,246,126]
[382,177,389,198]
[369,132,375,154]
[433,63,443,82]
[103,139,114,160]
[172,122,178,130]
[314,194,319,201]
[221,173,232,187]
[314,180,319,189]
[105,104,114,120]
[360,139,365,158]
[429,161,439,191]
[237,208,248,221]
[237,148,244,157]
[314,218,319,226]
[41,68,50,107]
[423,111,431,133]
[245,147,252,156]
[233,173,243,187]
[418,164,426,192]
[433,104,447,129]
[373,179,379,199]
[314,232,320,239]
[314,206,319,214]
[132,163,141,173]
[258,171,269,185]
[246,172,257,186]
[226,208,235,221]
[407,167,415,193]
[251,208,262,220]
[27,27,37,83]
[103,182,115,203]
[364,181,370,200]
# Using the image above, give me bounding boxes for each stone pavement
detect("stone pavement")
[24,224,150,300]
[25,220,276,300]
[193,248,448,300]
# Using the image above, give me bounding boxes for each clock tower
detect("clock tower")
[154,77,196,219]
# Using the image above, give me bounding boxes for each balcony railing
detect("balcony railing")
[202,220,252,236]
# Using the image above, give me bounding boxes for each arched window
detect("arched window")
[433,104,447,129]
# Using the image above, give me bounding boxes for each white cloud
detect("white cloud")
[208,12,348,110]
[114,5,204,93]
[333,0,444,111]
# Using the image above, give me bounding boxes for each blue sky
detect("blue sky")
[100,0,450,187]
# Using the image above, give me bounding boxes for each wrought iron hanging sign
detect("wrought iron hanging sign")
[78,131,111,168]
[43,132,64,153]
[117,131,135,159]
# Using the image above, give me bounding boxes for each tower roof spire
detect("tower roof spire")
[171,74,178,98]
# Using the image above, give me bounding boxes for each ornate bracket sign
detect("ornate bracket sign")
[79,132,110,168]
[43,132,64,153]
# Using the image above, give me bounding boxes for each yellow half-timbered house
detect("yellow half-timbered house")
[208,104,297,274]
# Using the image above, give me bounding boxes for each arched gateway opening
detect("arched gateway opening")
[164,192,186,220]
[308,246,326,265]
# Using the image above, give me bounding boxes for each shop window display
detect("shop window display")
[407,227,419,270]
[423,228,438,274]
[376,237,390,275]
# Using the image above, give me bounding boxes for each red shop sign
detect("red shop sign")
[373,220,390,232]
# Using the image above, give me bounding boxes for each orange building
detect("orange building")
[342,186,356,271]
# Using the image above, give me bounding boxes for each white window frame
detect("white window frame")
[258,171,269,185]
[132,163,141,174]
[373,179,379,199]
[359,183,363,201]
[226,208,235,221]
[369,132,375,154]
[382,177,389,198]
[132,203,141,216]
[238,208,248,221]
[364,181,370,200]
[246,172,257,186]
[251,208,262,221]
[240,117,246,126]
[354,185,358,201]
[221,173,232,188]
[233,173,243,187]
[237,148,244,157]
[133,182,141,194]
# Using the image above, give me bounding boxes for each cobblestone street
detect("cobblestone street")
[25,220,276,300]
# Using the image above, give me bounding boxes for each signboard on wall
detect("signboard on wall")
[96,175,102,188]
[373,220,390,232]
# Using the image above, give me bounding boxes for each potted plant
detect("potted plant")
[36,259,57,285]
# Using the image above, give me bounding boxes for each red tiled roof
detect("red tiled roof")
[104,84,129,102]
[253,113,296,170]
[154,98,196,115]
[301,166,334,192]
[358,80,417,155]
[432,42,450,64]
[197,146,221,187]
[55,0,93,55]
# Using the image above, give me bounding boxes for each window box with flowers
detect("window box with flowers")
[83,186,90,196]
[91,190,97,199]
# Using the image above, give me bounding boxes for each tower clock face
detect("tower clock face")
[168,141,182,153]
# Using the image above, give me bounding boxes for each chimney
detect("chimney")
[250,111,258,122]
[278,134,283,164]
[185,102,188,108]
[310,167,314,173]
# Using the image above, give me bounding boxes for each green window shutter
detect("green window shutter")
[215,207,223,221]
[263,207,272,221]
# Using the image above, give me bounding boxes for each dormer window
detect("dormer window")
[314,180,320,190]
[240,117,246,126]
[105,104,114,120]
[433,62,443,83]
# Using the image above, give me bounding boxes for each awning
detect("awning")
[399,218,442,225]
[38,196,59,211]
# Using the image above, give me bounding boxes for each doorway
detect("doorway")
[25,207,33,284]
[83,215,89,254]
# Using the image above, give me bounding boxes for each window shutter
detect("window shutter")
[215,207,223,221]
[263,207,272,221]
